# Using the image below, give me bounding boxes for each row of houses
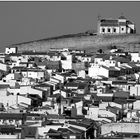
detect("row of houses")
[0,46,140,138]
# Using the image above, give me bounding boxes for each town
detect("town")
[0,15,140,139]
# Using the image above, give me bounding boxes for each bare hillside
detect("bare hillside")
[6,33,140,53]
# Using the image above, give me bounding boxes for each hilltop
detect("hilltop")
[6,33,140,53]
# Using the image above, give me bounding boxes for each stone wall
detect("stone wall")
[101,122,140,135]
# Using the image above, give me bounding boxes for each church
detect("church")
[97,15,136,34]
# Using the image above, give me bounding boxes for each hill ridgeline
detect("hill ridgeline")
[6,33,140,53]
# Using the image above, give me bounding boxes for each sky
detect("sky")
[0,1,139,48]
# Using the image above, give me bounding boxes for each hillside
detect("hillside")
[6,33,140,53]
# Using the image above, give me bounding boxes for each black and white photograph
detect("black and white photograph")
[0,0,140,139]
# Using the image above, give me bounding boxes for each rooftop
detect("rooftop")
[118,15,126,19]
[100,19,119,27]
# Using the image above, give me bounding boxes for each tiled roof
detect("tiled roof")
[20,62,34,64]
[128,62,137,68]
[68,126,85,133]
[78,82,88,89]
[35,83,53,88]
[22,52,48,55]
[47,114,65,119]
[118,16,126,19]
[25,121,40,126]
[119,22,126,26]
[75,53,93,57]
[100,19,119,27]
[0,84,9,89]
[127,20,133,25]
[60,72,72,77]
[0,113,24,120]
[58,128,74,134]
[113,91,130,98]
[101,65,110,70]
[107,106,121,114]
[113,98,128,104]
[0,126,21,133]
[47,128,61,134]
[70,97,83,104]
[109,67,120,71]
[47,52,61,57]
[8,53,22,56]
[68,121,89,128]
[65,82,79,87]
[12,66,26,70]
[115,57,130,63]
[112,80,127,85]
[61,89,72,93]
[98,95,113,102]
[95,54,107,59]
[22,126,37,137]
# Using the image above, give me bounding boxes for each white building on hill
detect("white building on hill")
[97,15,136,34]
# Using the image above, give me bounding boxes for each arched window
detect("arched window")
[108,28,111,33]
[113,28,116,33]
[102,28,105,33]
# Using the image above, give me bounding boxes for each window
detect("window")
[108,28,111,33]
[113,28,116,33]
[122,28,124,31]
[102,28,105,33]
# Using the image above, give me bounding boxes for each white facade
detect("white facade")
[4,73,15,81]
[61,54,72,70]
[94,57,116,67]
[53,74,65,84]
[0,135,18,139]
[38,125,63,137]
[22,71,44,80]
[100,26,120,34]
[5,47,17,54]
[133,100,140,110]
[46,103,59,114]
[88,65,109,78]
[7,86,43,98]
[129,52,140,62]
[99,102,109,110]
[77,70,86,78]
[46,54,61,61]
[87,105,99,119]
[99,110,116,121]
[50,77,60,84]
[130,85,140,96]
[53,89,67,98]
[75,101,83,115]
[94,58,103,65]
[0,88,7,97]
[45,81,57,90]
[75,55,92,63]
[109,102,122,109]
[98,16,135,34]
[104,60,116,67]
[10,55,28,63]
[0,62,8,71]
[0,95,31,108]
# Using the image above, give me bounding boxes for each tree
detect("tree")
[110,45,117,50]
[97,49,103,54]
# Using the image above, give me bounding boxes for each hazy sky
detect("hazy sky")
[0,1,139,48]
